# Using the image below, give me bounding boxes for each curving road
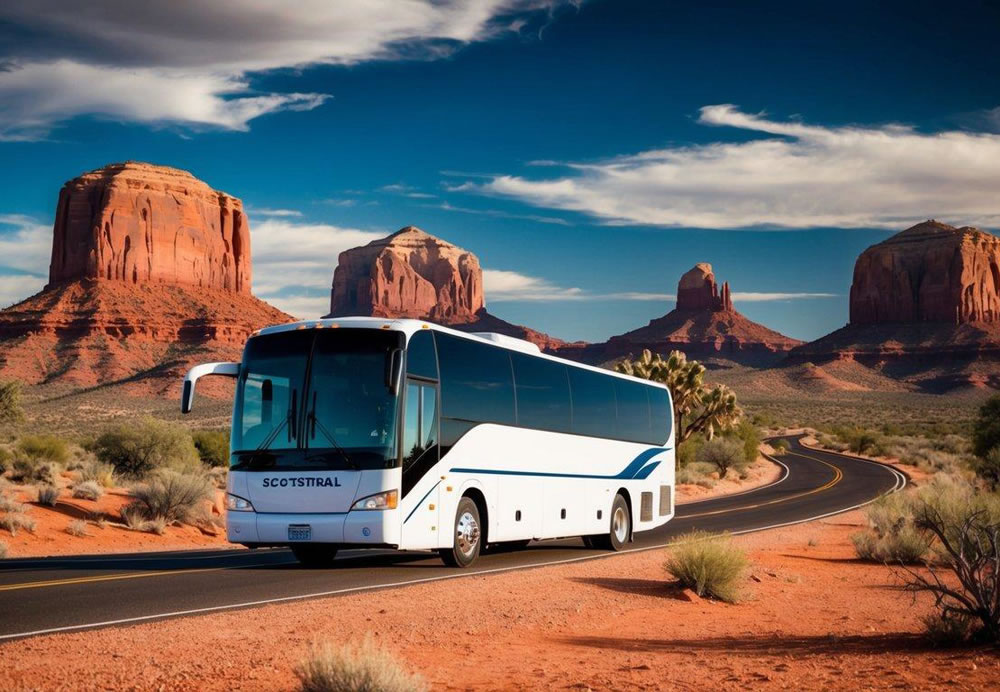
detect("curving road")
[0,435,905,641]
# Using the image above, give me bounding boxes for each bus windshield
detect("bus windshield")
[230,328,402,471]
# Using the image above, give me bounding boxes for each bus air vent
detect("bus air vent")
[659,485,672,516]
[640,492,653,522]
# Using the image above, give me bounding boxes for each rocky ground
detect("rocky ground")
[3,509,997,691]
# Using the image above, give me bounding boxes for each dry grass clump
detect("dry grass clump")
[72,480,104,501]
[121,505,167,535]
[126,470,214,524]
[79,460,117,488]
[36,484,60,506]
[0,495,27,514]
[65,519,88,537]
[8,455,60,485]
[295,636,427,692]
[676,462,716,488]
[0,512,37,536]
[851,491,932,564]
[664,530,749,603]
[208,466,228,490]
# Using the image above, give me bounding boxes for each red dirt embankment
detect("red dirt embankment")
[2,510,997,690]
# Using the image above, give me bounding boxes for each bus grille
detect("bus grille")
[659,485,672,516]
[640,492,653,522]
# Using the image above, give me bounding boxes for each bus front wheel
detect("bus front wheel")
[291,544,338,567]
[591,494,630,551]
[439,497,482,567]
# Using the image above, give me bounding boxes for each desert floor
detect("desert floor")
[3,508,997,691]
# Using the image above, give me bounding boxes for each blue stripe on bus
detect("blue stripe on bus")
[403,480,441,524]
[448,447,670,481]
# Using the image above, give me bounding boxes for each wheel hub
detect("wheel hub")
[613,506,628,543]
[456,511,481,555]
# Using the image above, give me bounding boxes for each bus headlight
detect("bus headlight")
[226,493,255,512]
[351,489,398,511]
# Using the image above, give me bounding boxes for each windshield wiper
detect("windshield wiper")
[237,389,297,469]
[304,391,358,470]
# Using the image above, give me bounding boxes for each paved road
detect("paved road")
[0,435,905,641]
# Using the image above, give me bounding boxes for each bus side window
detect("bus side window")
[407,330,438,379]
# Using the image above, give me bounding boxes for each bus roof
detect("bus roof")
[252,317,670,391]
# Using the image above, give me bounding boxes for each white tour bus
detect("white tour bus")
[182,317,675,567]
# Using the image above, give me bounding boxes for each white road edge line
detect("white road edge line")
[678,455,791,506]
[0,440,905,643]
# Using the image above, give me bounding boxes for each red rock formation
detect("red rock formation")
[0,163,289,397]
[48,162,251,294]
[329,227,483,323]
[327,226,569,349]
[850,220,1000,325]
[676,263,733,312]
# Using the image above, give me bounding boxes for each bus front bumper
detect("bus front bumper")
[228,509,399,546]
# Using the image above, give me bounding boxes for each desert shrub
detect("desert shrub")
[72,480,104,501]
[17,435,70,464]
[697,437,747,480]
[903,482,1000,643]
[0,541,6,558]
[66,519,88,537]
[207,466,228,490]
[0,380,25,425]
[36,485,59,506]
[971,395,1000,458]
[8,453,59,484]
[192,429,230,468]
[972,446,1000,490]
[0,512,36,535]
[851,490,932,563]
[120,505,167,534]
[0,494,26,513]
[126,470,214,523]
[664,530,748,602]
[770,439,790,455]
[0,447,12,473]
[676,437,700,469]
[79,460,117,488]
[295,635,427,692]
[731,420,760,465]
[676,462,716,488]
[922,610,974,647]
[94,417,200,479]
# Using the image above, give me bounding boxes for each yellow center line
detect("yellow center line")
[681,449,843,519]
[0,561,284,593]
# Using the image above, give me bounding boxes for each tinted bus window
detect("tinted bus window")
[648,386,671,444]
[568,367,617,438]
[436,333,515,425]
[615,379,651,443]
[406,329,438,380]
[512,353,571,433]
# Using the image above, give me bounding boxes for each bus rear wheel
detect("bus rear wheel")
[439,497,482,567]
[590,494,630,551]
[291,544,338,567]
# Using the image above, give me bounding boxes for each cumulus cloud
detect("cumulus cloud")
[0,214,51,306]
[0,1,572,138]
[250,218,385,318]
[464,104,1000,230]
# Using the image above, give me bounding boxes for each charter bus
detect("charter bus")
[181,318,675,567]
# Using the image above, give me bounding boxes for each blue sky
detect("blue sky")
[2,0,1000,342]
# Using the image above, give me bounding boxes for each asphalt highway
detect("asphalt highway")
[0,435,905,641]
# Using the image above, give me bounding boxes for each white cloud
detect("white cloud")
[0,214,51,306]
[0,1,571,138]
[433,201,571,226]
[249,208,304,218]
[464,104,1000,230]
[250,218,385,318]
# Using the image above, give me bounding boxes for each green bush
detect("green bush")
[732,420,760,465]
[126,470,214,523]
[295,635,427,692]
[922,611,973,647]
[771,439,790,455]
[72,480,104,501]
[664,530,748,602]
[192,429,230,467]
[36,485,59,506]
[972,446,1000,490]
[94,417,200,479]
[696,437,748,479]
[0,380,24,425]
[0,447,12,473]
[17,435,70,464]
[971,395,1000,458]
[676,437,701,469]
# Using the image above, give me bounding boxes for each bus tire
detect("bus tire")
[592,494,630,551]
[439,496,483,567]
[291,544,338,567]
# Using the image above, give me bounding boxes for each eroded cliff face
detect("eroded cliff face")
[329,226,484,322]
[676,262,733,312]
[48,162,251,294]
[850,220,1000,325]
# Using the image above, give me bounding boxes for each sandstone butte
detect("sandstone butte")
[791,220,1000,390]
[327,226,569,350]
[0,162,291,396]
[555,263,802,366]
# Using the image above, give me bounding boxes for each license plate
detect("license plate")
[288,525,312,541]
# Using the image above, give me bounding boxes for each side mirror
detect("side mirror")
[181,362,240,414]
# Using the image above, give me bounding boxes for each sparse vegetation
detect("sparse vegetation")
[94,417,201,479]
[192,429,230,467]
[36,485,59,506]
[8,454,59,484]
[0,495,27,513]
[851,489,932,564]
[121,505,167,535]
[922,610,974,647]
[731,419,760,466]
[66,519,88,537]
[697,438,748,480]
[17,434,70,464]
[664,530,748,602]
[295,636,427,692]
[79,459,117,488]
[0,379,25,424]
[72,480,104,501]
[125,470,214,523]
[971,395,1000,459]
[0,512,37,536]
[972,446,1000,490]
[208,465,228,489]
[0,447,12,474]
[771,439,790,455]
[676,462,716,488]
